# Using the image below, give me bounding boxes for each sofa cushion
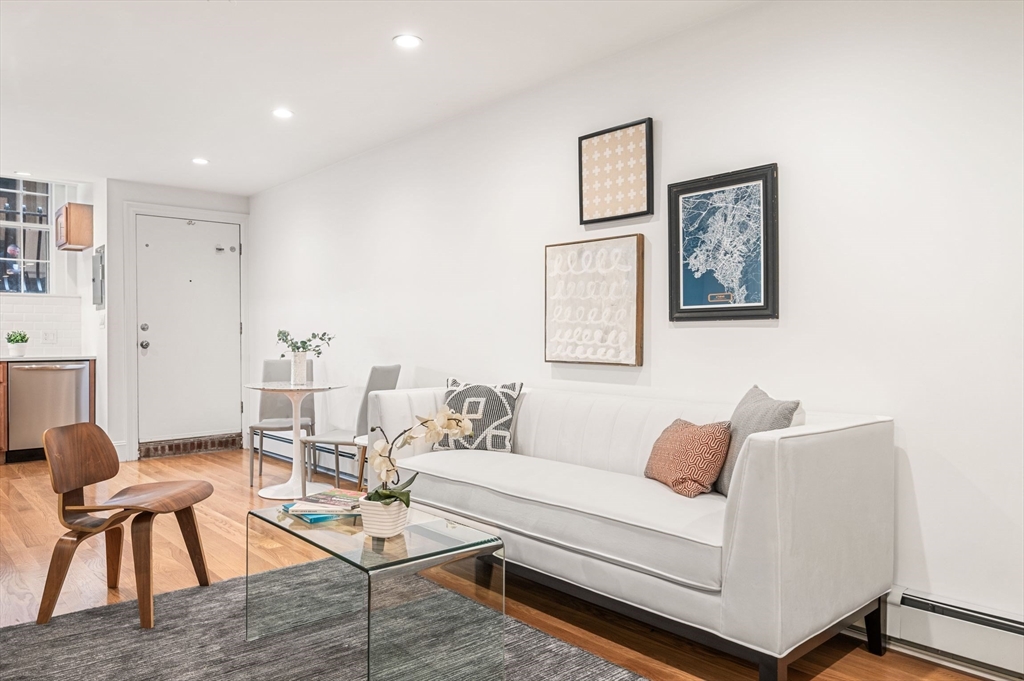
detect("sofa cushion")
[645,419,731,497]
[400,450,727,591]
[435,378,523,453]
[716,386,801,496]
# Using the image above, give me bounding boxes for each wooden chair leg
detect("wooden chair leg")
[174,506,210,587]
[131,512,156,628]
[105,525,123,588]
[334,445,340,488]
[356,445,367,492]
[37,530,88,624]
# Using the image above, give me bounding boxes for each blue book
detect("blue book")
[282,503,356,524]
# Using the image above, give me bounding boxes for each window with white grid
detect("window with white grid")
[1,176,51,294]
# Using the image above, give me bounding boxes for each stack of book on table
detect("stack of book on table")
[284,488,363,524]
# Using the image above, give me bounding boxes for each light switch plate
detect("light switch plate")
[41,330,58,344]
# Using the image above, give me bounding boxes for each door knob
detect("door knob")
[140,340,150,349]
[140,323,149,331]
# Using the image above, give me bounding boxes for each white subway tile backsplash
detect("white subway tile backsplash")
[0,294,82,358]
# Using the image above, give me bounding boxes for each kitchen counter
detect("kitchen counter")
[1,356,97,362]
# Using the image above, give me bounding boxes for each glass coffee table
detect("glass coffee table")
[247,505,505,680]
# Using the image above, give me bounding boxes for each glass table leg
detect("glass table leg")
[367,545,505,681]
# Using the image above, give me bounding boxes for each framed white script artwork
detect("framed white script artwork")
[545,234,644,366]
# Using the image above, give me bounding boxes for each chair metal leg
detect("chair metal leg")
[258,430,264,476]
[306,439,315,482]
[37,530,88,624]
[334,445,340,488]
[174,506,210,587]
[105,525,123,588]
[248,427,255,487]
[131,512,156,628]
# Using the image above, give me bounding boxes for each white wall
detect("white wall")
[246,1,1023,622]
[105,179,248,457]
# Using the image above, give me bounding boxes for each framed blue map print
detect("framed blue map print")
[667,164,778,321]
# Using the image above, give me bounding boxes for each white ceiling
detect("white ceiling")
[0,1,745,196]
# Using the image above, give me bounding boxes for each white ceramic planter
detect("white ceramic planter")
[7,343,27,357]
[290,351,307,384]
[359,497,409,538]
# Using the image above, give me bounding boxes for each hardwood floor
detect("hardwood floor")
[1,450,978,681]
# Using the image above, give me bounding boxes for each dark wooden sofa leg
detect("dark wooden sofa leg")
[758,656,787,681]
[865,595,888,655]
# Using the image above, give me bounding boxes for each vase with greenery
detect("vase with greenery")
[362,407,474,538]
[276,330,334,384]
[5,330,29,357]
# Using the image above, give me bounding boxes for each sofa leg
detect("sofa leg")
[758,657,787,681]
[865,595,888,656]
[474,555,495,586]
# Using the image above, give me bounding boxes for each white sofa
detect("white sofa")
[368,387,895,681]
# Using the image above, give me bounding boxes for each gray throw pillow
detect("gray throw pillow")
[435,378,524,453]
[715,386,801,496]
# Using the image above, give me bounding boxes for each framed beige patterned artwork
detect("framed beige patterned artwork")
[545,234,644,366]
[579,118,653,225]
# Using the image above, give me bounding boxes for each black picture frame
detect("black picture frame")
[579,118,654,225]
[667,163,779,321]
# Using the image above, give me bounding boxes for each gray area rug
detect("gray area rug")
[0,560,647,681]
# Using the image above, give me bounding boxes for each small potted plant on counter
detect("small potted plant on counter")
[277,329,334,384]
[363,407,474,538]
[5,330,29,357]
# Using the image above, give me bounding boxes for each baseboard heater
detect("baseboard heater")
[256,432,359,484]
[883,588,1024,678]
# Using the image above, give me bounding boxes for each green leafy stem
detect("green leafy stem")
[277,329,334,358]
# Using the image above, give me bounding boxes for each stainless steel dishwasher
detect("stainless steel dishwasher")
[8,361,90,453]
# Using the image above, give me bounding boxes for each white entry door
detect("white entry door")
[136,214,241,442]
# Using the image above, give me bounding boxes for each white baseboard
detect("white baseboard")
[113,440,133,461]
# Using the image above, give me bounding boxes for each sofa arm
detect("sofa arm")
[720,419,895,657]
[367,388,446,461]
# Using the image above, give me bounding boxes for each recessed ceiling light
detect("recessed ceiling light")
[192,158,209,165]
[393,34,422,49]
[273,108,293,119]
[14,171,31,176]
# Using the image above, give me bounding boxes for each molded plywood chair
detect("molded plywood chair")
[301,364,401,490]
[37,423,213,628]
[249,358,316,486]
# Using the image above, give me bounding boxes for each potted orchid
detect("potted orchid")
[277,330,334,384]
[362,406,473,538]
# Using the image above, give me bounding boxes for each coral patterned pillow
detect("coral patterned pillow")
[644,419,732,498]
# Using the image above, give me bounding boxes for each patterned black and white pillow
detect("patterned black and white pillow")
[435,378,524,453]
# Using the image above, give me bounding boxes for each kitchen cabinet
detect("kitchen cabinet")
[0,358,95,464]
[55,202,93,251]
[0,362,6,464]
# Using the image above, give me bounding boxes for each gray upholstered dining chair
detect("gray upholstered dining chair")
[302,364,401,490]
[249,358,316,486]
